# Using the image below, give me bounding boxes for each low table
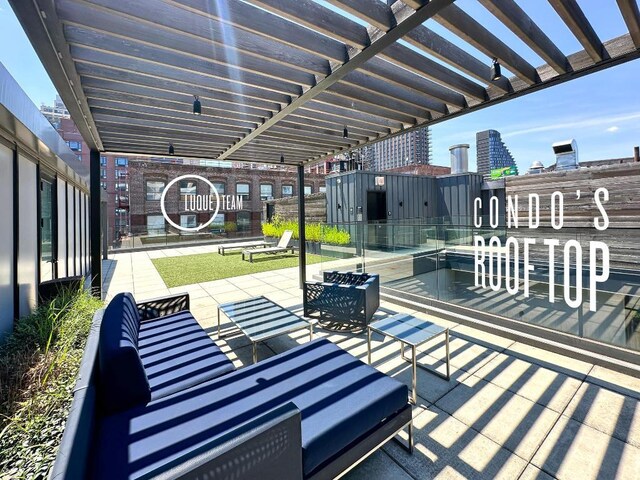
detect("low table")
[368,313,450,404]
[217,296,313,363]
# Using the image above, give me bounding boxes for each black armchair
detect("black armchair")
[303,271,380,331]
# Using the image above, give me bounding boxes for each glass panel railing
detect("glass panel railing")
[318,221,640,353]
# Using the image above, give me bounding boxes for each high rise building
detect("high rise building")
[39,94,70,127]
[361,126,431,172]
[476,129,518,177]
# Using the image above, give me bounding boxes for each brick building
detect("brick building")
[128,160,326,236]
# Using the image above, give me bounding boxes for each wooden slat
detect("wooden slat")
[326,0,395,31]
[479,0,570,74]
[434,4,539,85]
[617,0,640,48]
[548,0,605,63]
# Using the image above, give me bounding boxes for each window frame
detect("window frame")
[236,182,250,200]
[146,179,166,201]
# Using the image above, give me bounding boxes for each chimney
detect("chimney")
[634,146,639,162]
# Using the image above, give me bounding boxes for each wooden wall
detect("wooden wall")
[265,193,326,223]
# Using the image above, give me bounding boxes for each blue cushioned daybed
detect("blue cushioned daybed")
[51,292,412,480]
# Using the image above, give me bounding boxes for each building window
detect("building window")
[115,169,127,179]
[180,214,197,229]
[100,168,106,179]
[179,179,197,199]
[211,182,225,196]
[76,154,82,162]
[236,182,250,200]
[100,156,107,166]
[115,157,128,167]
[146,180,165,201]
[282,184,293,197]
[66,140,82,151]
[260,183,273,201]
[304,185,313,195]
[115,183,128,192]
[319,186,326,193]
[100,182,107,190]
[237,211,251,232]
[146,215,165,236]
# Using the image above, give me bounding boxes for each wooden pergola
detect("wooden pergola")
[9,0,640,292]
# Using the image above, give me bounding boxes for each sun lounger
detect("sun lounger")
[217,240,273,255]
[242,229,295,262]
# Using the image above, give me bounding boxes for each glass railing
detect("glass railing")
[318,221,640,353]
[108,222,262,252]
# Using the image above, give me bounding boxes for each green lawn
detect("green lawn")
[152,251,326,287]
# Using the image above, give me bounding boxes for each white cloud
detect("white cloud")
[606,126,619,132]
[501,111,640,138]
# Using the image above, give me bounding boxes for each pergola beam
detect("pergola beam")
[617,0,640,48]
[479,0,570,74]
[216,0,456,161]
[434,4,539,85]
[548,0,605,63]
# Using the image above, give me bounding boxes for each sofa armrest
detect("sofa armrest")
[137,293,190,321]
[164,402,303,480]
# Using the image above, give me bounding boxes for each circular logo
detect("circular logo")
[160,174,220,232]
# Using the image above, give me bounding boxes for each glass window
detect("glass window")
[115,169,127,179]
[115,157,128,167]
[260,183,273,201]
[304,185,312,195]
[319,186,326,193]
[100,168,106,179]
[282,184,293,197]
[115,183,128,192]
[100,182,107,190]
[76,154,82,162]
[147,215,165,236]
[146,180,165,200]
[100,156,107,166]
[212,213,225,226]
[237,211,251,232]
[40,178,55,281]
[236,182,250,200]
[211,182,225,196]
[66,140,82,151]
[179,179,197,198]
[180,214,197,229]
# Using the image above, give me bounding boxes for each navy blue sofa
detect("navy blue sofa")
[52,292,412,479]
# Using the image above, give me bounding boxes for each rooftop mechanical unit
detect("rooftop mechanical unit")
[552,139,579,171]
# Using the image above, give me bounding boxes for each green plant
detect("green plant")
[223,221,237,233]
[262,216,351,246]
[0,287,102,479]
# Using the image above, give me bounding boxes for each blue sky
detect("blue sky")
[0,0,638,172]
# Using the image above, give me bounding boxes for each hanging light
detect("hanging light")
[168,143,175,155]
[193,95,202,115]
[280,153,285,163]
[343,126,348,138]
[490,58,502,81]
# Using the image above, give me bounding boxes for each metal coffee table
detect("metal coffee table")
[217,296,313,363]
[368,313,450,404]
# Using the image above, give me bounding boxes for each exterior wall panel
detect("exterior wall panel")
[17,155,37,318]
[0,144,14,336]
[57,178,67,278]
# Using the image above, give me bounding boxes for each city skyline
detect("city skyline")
[1,0,638,175]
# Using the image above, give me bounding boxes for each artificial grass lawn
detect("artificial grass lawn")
[152,251,326,288]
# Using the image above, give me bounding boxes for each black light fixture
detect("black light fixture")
[280,153,284,163]
[168,143,175,155]
[193,95,202,115]
[490,58,502,81]
[343,126,348,138]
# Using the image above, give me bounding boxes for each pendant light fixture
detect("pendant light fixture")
[280,153,285,163]
[343,126,348,138]
[193,95,202,115]
[490,58,502,81]
[168,143,175,155]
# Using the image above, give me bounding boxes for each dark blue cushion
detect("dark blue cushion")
[92,338,408,479]
[98,293,150,414]
[138,311,235,399]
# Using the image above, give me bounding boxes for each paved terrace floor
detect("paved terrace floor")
[102,245,640,480]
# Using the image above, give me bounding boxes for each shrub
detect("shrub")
[223,221,237,233]
[262,216,351,245]
[0,287,102,479]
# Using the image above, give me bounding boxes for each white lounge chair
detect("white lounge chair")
[242,230,295,262]
[217,240,273,255]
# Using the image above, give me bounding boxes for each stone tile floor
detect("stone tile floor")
[103,247,640,480]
